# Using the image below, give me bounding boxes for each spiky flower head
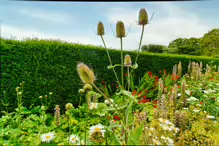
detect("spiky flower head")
[124,54,132,67]
[77,63,95,84]
[79,89,85,94]
[83,84,93,91]
[138,8,148,25]
[65,103,74,110]
[49,92,53,95]
[97,21,105,36]
[116,21,126,38]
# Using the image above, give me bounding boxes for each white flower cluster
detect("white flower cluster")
[159,118,179,133]
[161,136,174,145]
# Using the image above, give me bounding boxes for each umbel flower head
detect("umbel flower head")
[138,8,148,25]
[124,54,132,66]
[116,21,126,38]
[97,21,105,36]
[77,63,95,84]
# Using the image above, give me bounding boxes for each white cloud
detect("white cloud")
[103,3,213,50]
[1,3,216,51]
[18,8,74,23]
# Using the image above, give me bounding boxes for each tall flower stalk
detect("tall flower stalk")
[97,22,121,87]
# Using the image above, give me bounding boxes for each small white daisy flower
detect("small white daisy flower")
[89,123,106,137]
[185,90,191,95]
[193,109,200,113]
[41,132,55,143]
[69,134,79,144]
[104,99,114,105]
[89,102,98,110]
[204,90,209,94]
[207,115,215,119]
[183,107,189,110]
[177,93,182,97]
[167,137,174,145]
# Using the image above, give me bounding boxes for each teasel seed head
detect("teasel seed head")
[97,21,105,36]
[83,84,93,91]
[116,21,126,38]
[138,8,148,25]
[124,54,132,67]
[65,103,74,111]
[77,63,95,84]
[79,89,85,94]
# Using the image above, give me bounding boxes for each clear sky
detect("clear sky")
[1,1,218,50]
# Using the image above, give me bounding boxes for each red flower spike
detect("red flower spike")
[143,95,147,99]
[132,90,137,96]
[148,72,153,77]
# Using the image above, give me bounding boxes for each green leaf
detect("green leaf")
[107,64,121,70]
[128,123,144,145]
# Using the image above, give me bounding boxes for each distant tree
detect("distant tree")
[141,44,165,53]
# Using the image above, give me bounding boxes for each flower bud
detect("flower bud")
[138,8,148,25]
[49,92,52,95]
[45,95,48,98]
[79,89,85,94]
[124,54,132,67]
[18,92,22,95]
[77,63,95,84]
[65,103,73,110]
[97,21,105,36]
[83,84,93,91]
[116,21,126,38]
[41,105,45,110]
[39,96,43,99]
[15,87,20,92]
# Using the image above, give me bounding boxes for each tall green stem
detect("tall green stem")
[101,35,121,87]
[129,25,145,77]
[120,37,124,89]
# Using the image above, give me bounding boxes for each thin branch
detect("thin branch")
[148,12,155,23]
[110,23,117,37]
[125,24,132,37]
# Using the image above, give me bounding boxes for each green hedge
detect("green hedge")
[1,38,219,115]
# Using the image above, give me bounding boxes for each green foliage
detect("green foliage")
[1,38,219,116]
[141,44,165,53]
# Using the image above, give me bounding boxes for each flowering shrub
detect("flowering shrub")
[0,8,219,146]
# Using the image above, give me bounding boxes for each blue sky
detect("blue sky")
[1,1,219,50]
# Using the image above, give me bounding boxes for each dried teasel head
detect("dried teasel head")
[138,8,148,25]
[77,63,95,84]
[124,54,132,67]
[116,21,126,38]
[97,21,105,36]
